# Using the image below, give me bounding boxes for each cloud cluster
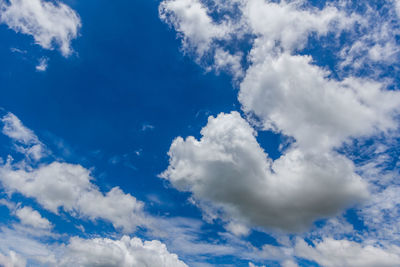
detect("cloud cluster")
[0,113,145,232]
[159,0,400,238]
[0,0,81,56]
[60,236,188,267]
[0,112,191,266]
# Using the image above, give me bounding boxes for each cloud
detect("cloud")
[1,112,39,145]
[0,251,26,267]
[161,112,368,231]
[295,238,400,267]
[0,226,57,265]
[59,235,188,267]
[1,112,46,160]
[239,53,400,152]
[0,0,81,57]
[35,57,48,72]
[15,206,52,230]
[0,112,145,232]
[0,161,145,232]
[159,0,400,238]
[159,0,231,57]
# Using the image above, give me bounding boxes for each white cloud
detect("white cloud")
[295,238,400,267]
[15,206,52,230]
[0,251,26,267]
[0,0,81,57]
[35,57,48,72]
[161,112,368,231]
[213,48,244,80]
[0,112,145,232]
[60,235,188,267]
[0,226,57,265]
[1,113,39,145]
[225,221,250,237]
[0,160,145,232]
[1,112,46,160]
[243,0,354,55]
[159,0,231,57]
[239,53,400,152]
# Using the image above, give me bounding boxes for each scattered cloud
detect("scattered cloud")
[35,57,48,72]
[0,0,81,56]
[0,112,145,232]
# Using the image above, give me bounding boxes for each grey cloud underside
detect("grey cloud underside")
[161,112,368,231]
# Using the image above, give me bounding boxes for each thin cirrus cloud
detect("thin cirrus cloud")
[0,0,81,57]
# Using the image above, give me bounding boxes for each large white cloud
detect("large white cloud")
[0,0,81,56]
[161,112,368,231]
[239,53,400,152]
[60,235,188,267]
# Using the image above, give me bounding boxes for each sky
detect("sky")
[0,0,400,266]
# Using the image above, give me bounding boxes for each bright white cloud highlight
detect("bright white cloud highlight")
[239,53,400,152]
[15,206,52,230]
[1,112,46,160]
[0,0,81,56]
[0,161,145,232]
[159,0,230,56]
[60,235,188,267]
[161,112,368,231]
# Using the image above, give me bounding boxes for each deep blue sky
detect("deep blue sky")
[1,0,400,266]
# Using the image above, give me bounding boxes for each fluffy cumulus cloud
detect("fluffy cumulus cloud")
[159,0,230,57]
[239,53,400,152]
[0,113,145,232]
[59,235,188,267]
[161,112,368,231]
[0,0,81,56]
[295,238,400,267]
[160,0,400,239]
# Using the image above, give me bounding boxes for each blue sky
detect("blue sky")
[0,0,400,266]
